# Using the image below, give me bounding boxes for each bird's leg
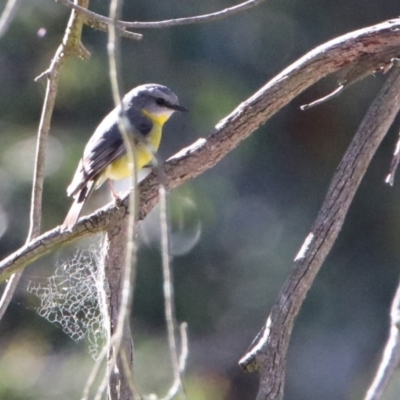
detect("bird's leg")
[108,180,123,208]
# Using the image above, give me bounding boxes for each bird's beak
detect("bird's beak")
[169,103,189,112]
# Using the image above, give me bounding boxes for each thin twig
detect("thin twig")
[364,276,400,400]
[91,0,138,399]
[178,323,189,373]
[106,0,137,392]
[56,0,142,40]
[86,21,142,41]
[160,322,189,400]
[0,0,20,38]
[239,60,400,399]
[0,0,90,320]
[120,348,143,399]
[1,18,400,285]
[300,84,345,110]
[143,127,188,399]
[82,319,138,400]
[385,126,400,186]
[0,273,21,319]
[159,186,186,400]
[57,0,267,30]
[82,339,109,399]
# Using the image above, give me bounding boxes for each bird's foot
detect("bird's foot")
[112,194,124,208]
[109,180,123,208]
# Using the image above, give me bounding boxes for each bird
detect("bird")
[61,83,187,231]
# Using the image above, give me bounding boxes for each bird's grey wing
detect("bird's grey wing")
[85,107,153,174]
[67,107,152,197]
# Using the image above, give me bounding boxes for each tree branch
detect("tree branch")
[56,0,268,33]
[239,60,400,399]
[1,18,400,287]
[0,0,91,320]
[385,126,400,185]
[159,187,187,399]
[98,0,137,398]
[101,219,134,400]
[0,0,21,38]
[364,275,400,400]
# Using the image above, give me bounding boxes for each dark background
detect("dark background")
[1,1,400,399]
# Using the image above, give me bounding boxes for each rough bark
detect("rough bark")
[101,218,134,400]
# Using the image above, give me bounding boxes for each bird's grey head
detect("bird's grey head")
[124,84,187,120]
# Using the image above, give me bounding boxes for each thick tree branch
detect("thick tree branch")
[1,18,400,284]
[101,219,134,400]
[239,61,400,399]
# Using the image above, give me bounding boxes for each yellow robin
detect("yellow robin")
[61,83,187,231]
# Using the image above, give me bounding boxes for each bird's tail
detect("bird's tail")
[61,181,95,232]
[61,197,86,232]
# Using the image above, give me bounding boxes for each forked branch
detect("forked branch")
[240,61,400,399]
[0,0,90,320]
[57,0,268,35]
[1,19,400,289]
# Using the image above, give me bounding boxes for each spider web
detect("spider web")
[26,247,106,359]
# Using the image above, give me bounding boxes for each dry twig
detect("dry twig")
[385,127,400,185]
[364,274,400,400]
[159,186,187,400]
[57,0,268,31]
[0,0,21,38]
[88,0,138,398]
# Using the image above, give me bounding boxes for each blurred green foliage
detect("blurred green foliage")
[1,0,400,399]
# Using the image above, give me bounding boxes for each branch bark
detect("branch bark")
[239,61,400,399]
[1,18,400,284]
[101,220,134,400]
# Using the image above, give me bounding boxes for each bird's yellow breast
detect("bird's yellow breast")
[103,120,164,181]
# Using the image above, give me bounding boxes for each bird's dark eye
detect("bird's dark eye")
[156,97,166,106]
